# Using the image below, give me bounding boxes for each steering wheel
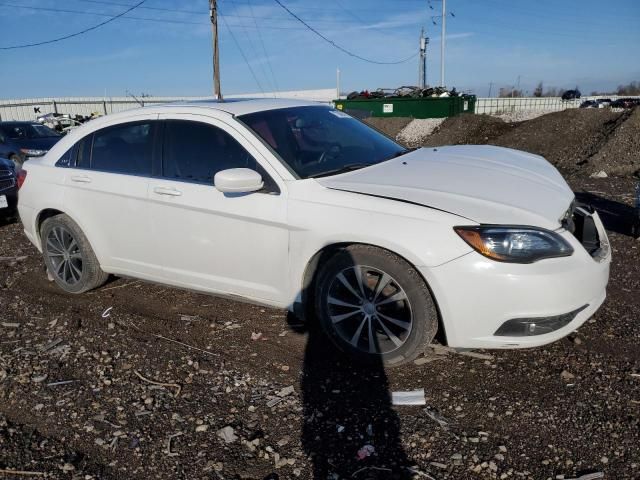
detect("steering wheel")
[318,143,342,163]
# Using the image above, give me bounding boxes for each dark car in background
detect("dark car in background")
[0,156,19,220]
[0,121,61,168]
[561,89,581,100]
[610,98,640,109]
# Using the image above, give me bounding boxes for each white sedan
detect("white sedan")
[17,99,610,366]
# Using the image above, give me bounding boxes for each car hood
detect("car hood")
[15,137,60,151]
[317,145,574,230]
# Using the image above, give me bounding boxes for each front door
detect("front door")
[150,115,290,304]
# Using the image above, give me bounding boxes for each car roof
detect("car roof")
[156,98,327,116]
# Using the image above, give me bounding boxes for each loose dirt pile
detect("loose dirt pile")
[363,117,412,139]
[588,107,640,176]
[492,108,628,174]
[420,114,516,147]
[386,107,640,177]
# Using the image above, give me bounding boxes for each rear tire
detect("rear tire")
[314,245,438,367]
[40,214,108,294]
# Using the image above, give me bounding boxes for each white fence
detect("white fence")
[474,95,638,115]
[0,92,636,122]
[0,88,338,122]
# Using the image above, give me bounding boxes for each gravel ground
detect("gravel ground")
[494,109,559,123]
[396,119,446,147]
[1,175,639,480]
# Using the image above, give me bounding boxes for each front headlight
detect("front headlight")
[20,148,48,157]
[454,226,574,263]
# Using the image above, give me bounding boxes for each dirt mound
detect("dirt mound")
[588,107,640,176]
[492,108,627,173]
[421,113,515,146]
[363,116,412,139]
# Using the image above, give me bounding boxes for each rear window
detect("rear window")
[88,121,156,176]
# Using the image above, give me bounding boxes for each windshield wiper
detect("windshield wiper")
[386,147,417,160]
[308,163,373,178]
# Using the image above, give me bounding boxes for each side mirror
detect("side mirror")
[214,168,264,194]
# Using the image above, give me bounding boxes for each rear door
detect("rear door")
[150,114,290,304]
[63,116,162,278]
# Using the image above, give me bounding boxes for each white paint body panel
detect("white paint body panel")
[319,145,574,230]
[18,100,611,349]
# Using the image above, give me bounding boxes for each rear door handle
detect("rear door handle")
[153,186,182,197]
[70,175,91,183]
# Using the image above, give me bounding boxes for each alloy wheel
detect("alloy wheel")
[46,226,84,286]
[326,265,413,355]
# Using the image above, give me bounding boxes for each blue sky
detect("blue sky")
[1,0,639,99]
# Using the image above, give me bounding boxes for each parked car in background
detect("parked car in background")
[0,121,62,168]
[0,156,20,220]
[610,98,640,109]
[17,100,611,366]
[579,100,599,109]
[561,89,581,100]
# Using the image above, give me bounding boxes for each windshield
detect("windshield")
[3,123,60,140]
[238,106,407,179]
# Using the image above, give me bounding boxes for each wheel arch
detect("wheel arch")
[35,208,106,267]
[299,241,448,346]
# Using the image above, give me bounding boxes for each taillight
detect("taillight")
[16,169,27,189]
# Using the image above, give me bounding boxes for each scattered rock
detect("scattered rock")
[217,426,238,444]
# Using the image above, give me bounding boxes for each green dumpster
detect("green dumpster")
[333,95,476,119]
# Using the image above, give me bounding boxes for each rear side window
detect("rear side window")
[162,120,260,184]
[90,121,156,175]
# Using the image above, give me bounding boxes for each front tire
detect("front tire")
[41,214,108,294]
[314,245,438,367]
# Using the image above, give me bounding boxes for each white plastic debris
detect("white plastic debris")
[391,388,426,406]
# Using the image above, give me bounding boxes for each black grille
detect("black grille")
[0,169,15,191]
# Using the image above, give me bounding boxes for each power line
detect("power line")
[235,4,276,94]
[220,14,266,95]
[0,0,146,50]
[247,0,280,96]
[272,0,417,65]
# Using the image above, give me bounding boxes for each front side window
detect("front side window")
[239,106,408,179]
[90,121,156,175]
[162,120,260,184]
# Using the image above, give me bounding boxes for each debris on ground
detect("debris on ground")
[355,444,375,460]
[391,389,426,406]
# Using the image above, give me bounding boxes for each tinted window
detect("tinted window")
[239,106,407,179]
[76,136,92,169]
[90,122,156,175]
[163,120,260,184]
[55,145,76,167]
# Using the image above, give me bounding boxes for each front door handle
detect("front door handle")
[153,186,182,197]
[70,175,91,183]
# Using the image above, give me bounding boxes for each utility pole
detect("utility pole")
[418,28,428,89]
[336,67,341,99]
[440,0,446,87]
[209,0,222,100]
